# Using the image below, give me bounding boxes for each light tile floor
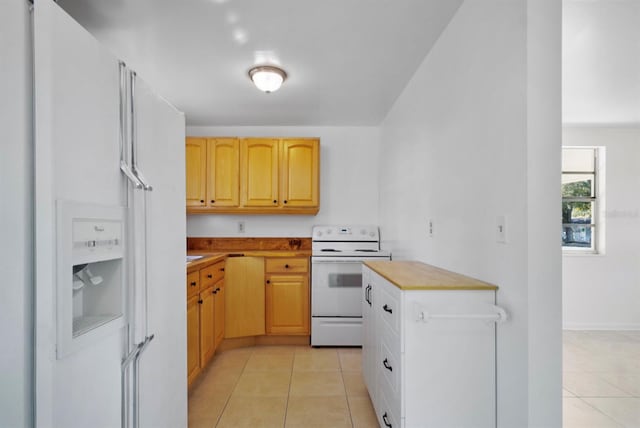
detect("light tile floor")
[188,346,378,428]
[564,330,640,428]
[189,332,640,427]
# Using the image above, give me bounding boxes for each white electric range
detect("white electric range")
[311,225,391,346]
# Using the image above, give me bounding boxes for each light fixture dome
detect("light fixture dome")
[248,65,287,93]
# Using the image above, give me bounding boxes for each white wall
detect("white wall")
[378,1,561,426]
[0,1,33,426]
[563,126,640,329]
[187,126,380,237]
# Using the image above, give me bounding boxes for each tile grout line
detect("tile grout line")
[214,348,253,428]
[338,350,357,428]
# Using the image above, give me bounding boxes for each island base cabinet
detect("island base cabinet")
[402,291,496,427]
[363,265,498,428]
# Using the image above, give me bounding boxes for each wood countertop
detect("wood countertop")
[186,253,226,273]
[186,250,311,273]
[364,261,498,291]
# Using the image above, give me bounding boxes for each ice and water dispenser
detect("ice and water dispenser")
[56,201,126,358]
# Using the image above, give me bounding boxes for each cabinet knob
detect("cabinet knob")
[266,280,270,284]
[198,299,203,304]
[216,287,220,292]
[283,200,288,204]
[273,200,277,204]
[207,274,212,278]
[284,264,289,269]
[220,268,225,272]
[200,200,204,203]
[190,282,197,287]
[210,199,215,203]
[213,289,217,294]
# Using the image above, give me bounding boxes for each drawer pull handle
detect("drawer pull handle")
[383,358,393,371]
[207,274,212,278]
[382,412,392,427]
[383,304,393,314]
[190,282,197,287]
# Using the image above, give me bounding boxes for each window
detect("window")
[562,147,602,252]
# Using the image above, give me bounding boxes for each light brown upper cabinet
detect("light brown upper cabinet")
[185,138,207,207]
[186,137,319,215]
[241,138,280,207]
[207,138,240,207]
[280,139,319,208]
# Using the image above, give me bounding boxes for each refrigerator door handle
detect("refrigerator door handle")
[129,70,153,192]
[119,62,143,189]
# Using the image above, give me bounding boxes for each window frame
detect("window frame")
[562,146,601,254]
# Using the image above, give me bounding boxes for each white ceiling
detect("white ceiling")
[563,0,640,125]
[57,0,464,126]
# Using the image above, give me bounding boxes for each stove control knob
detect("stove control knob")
[369,231,375,237]
[361,229,366,235]
[317,231,323,237]
[327,229,332,235]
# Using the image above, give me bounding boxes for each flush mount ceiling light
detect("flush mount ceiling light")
[248,65,287,93]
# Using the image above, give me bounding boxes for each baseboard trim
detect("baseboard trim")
[218,335,310,352]
[563,323,640,331]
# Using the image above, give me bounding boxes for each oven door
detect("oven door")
[311,257,370,317]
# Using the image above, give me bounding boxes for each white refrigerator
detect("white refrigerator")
[33,0,187,427]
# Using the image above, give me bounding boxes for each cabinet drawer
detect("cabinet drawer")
[379,284,400,334]
[265,257,308,273]
[377,385,401,428]
[201,261,225,288]
[186,271,200,298]
[379,339,401,397]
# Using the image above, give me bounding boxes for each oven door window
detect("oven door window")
[312,260,365,317]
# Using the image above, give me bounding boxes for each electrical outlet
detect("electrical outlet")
[238,221,245,233]
[428,219,434,237]
[496,215,507,243]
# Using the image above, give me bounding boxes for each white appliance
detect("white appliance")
[33,1,186,427]
[311,225,391,346]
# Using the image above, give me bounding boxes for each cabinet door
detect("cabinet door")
[186,295,201,386]
[185,137,207,207]
[214,282,225,348]
[280,139,319,208]
[207,138,239,207]
[266,274,309,335]
[240,139,279,207]
[199,287,215,367]
[224,256,266,338]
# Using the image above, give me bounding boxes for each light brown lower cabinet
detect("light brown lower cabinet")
[224,255,310,339]
[186,294,200,386]
[186,260,225,387]
[199,285,215,366]
[265,274,309,335]
[224,257,266,338]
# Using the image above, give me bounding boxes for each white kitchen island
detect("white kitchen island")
[362,261,504,428]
